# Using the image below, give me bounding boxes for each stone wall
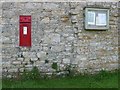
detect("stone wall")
[1,2,119,78]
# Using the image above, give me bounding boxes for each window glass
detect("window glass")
[96,13,107,26]
[88,11,95,25]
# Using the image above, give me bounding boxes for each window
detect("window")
[85,8,109,30]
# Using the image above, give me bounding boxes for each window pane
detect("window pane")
[96,13,107,26]
[87,11,95,25]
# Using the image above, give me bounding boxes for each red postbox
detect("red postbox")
[19,15,31,47]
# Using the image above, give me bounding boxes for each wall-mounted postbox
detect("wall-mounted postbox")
[19,15,31,47]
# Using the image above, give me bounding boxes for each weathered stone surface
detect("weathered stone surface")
[12,61,21,65]
[41,17,50,24]
[25,64,33,69]
[8,68,18,73]
[51,34,61,44]
[1,2,119,78]
[30,58,38,61]
[17,58,24,61]
[22,52,29,57]
[63,58,70,64]
[43,33,60,44]
[66,36,74,41]
[24,58,30,62]
[51,45,64,52]
[37,51,46,59]
[70,9,79,15]
[43,3,59,10]
[19,68,24,72]
[7,75,12,78]
[61,15,69,22]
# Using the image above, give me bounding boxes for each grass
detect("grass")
[2,70,119,88]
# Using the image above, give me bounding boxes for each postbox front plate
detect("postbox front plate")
[19,16,31,47]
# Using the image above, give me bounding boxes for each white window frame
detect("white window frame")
[85,8,109,30]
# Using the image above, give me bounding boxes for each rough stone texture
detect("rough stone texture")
[1,2,119,78]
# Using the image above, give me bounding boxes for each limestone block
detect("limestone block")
[2,61,11,68]
[25,64,33,68]
[23,52,37,58]
[30,58,38,61]
[71,15,78,20]
[43,33,60,44]
[24,58,30,62]
[65,46,72,51]
[30,52,37,58]
[71,19,78,23]
[70,9,79,15]
[19,68,24,72]
[22,61,28,65]
[43,46,49,51]
[59,64,65,71]
[62,33,69,37]
[31,46,42,51]
[43,3,59,10]
[41,17,50,24]
[51,45,64,52]
[43,35,51,44]
[2,36,10,42]
[8,68,18,73]
[37,51,46,58]
[2,2,15,10]
[63,58,70,64]
[61,15,69,22]
[44,29,54,33]
[25,3,36,9]
[39,61,45,65]
[78,61,86,68]
[34,61,41,66]
[17,58,24,61]
[66,36,74,41]
[72,55,87,64]
[105,63,118,70]
[7,75,12,78]
[51,34,60,44]
[12,61,21,65]
[23,52,29,57]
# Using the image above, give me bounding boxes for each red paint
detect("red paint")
[19,15,31,47]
